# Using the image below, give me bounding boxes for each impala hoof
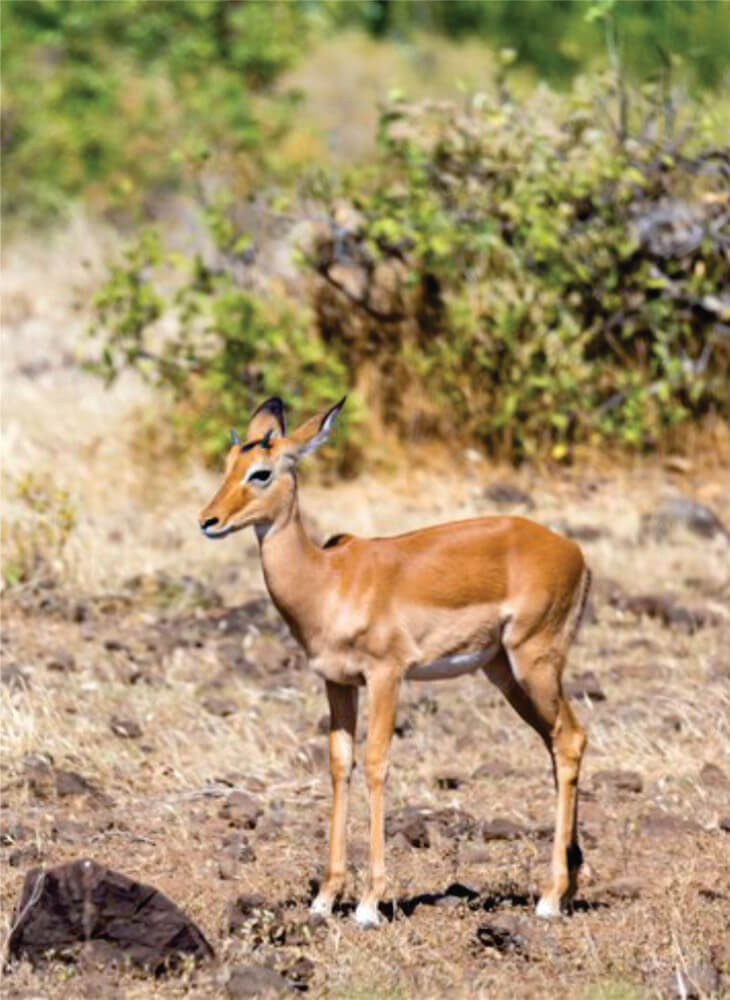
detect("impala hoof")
[309,894,333,918]
[353,901,381,929]
[535,895,565,920]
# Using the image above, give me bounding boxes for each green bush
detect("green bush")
[1,0,311,226]
[90,219,358,468]
[306,78,729,458]
[90,77,729,464]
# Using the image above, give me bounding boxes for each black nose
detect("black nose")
[200,517,219,530]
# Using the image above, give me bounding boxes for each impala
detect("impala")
[199,397,590,927]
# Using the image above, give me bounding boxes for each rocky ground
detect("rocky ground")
[2,474,729,999]
[2,225,729,999]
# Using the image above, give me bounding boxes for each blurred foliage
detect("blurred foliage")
[332,0,730,89]
[307,79,730,459]
[1,474,77,587]
[90,218,359,469]
[4,0,728,228]
[1,0,312,225]
[91,74,729,464]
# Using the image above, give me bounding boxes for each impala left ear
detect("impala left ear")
[290,397,346,458]
[247,396,287,441]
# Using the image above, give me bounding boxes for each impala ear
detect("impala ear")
[247,396,286,441]
[290,397,346,458]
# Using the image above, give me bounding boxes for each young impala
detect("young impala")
[199,397,590,927]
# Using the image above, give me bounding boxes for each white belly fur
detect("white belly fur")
[407,645,498,681]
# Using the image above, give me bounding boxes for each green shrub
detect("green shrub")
[305,78,729,458]
[89,220,358,469]
[90,77,729,464]
[2,0,312,226]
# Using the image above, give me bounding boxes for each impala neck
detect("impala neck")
[256,478,326,649]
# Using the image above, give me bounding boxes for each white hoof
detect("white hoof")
[535,895,563,920]
[353,901,381,929]
[309,894,333,918]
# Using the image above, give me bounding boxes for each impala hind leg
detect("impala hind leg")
[310,681,358,918]
[355,669,399,929]
[488,644,586,918]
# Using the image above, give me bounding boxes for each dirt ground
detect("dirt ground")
[1,226,729,999]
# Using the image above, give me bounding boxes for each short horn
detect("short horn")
[230,428,241,445]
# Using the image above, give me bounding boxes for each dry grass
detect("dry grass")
[2,223,730,999]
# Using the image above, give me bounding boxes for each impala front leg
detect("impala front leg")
[355,669,399,929]
[310,680,358,918]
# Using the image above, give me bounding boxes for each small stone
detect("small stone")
[46,650,75,672]
[110,716,142,739]
[600,879,641,901]
[640,809,702,837]
[202,696,238,718]
[593,769,643,794]
[483,481,534,508]
[55,769,98,798]
[699,762,728,788]
[219,791,263,829]
[482,817,525,841]
[719,816,730,833]
[226,965,293,998]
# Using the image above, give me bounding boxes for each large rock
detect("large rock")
[6,858,213,972]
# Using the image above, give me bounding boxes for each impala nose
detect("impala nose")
[200,516,219,531]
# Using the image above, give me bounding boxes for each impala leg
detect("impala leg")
[310,681,358,918]
[355,670,399,929]
[494,644,586,918]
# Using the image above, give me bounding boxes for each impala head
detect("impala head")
[198,396,346,539]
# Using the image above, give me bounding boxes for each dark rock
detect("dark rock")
[227,894,269,933]
[718,816,730,833]
[593,769,643,794]
[598,879,642,901]
[8,844,41,867]
[472,760,517,781]
[51,819,94,844]
[55,769,99,799]
[484,481,534,508]
[202,696,238,718]
[386,810,430,848]
[285,956,315,988]
[641,496,729,542]
[109,716,142,739]
[699,762,728,788]
[219,791,263,829]
[226,965,293,997]
[640,809,702,837]
[6,858,213,972]
[47,650,76,672]
[564,671,606,703]
[482,818,526,841]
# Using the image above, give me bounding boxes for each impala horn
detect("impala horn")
[230,428,241,445]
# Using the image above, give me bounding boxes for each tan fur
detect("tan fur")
[199,399,590,923]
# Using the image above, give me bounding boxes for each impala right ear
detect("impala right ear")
[290,397,346,458]
[247,397,287,441]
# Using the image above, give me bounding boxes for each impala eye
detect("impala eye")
[247,467,272,485]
